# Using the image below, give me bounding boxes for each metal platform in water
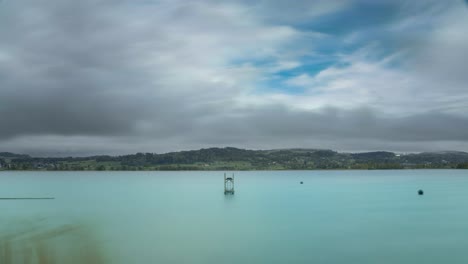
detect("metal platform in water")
[224,173,234,195]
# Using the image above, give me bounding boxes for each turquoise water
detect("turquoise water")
[1,170,468,263]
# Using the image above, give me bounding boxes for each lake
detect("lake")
[1,170,468,263]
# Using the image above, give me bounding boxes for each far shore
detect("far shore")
[2,147,468,171]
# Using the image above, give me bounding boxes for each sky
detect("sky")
[0,0,468,156]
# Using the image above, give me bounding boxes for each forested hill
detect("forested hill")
[1,148,468,171]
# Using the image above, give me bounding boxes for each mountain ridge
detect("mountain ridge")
[1,147,468,170]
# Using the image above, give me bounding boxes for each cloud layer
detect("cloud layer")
[0,0,467,156]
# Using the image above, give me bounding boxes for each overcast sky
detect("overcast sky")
[1,0,468,156]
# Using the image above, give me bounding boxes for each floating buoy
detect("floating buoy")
[300,181,303,184]
[418,190,424,195]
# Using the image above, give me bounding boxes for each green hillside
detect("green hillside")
[1,147,468,171]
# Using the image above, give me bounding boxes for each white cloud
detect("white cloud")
[0,0,468,155]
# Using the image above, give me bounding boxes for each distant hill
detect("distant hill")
[0,152,31,159]
[1,147,468,171]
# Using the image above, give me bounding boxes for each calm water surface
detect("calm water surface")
[1,170,468,263]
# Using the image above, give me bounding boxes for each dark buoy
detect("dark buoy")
[300,181,303,184]
[418,189,424,195]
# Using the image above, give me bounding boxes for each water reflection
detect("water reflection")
[0,220,106,264]
[223,193,235,200]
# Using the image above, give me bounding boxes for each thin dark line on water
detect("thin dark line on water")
[0,197,55,200]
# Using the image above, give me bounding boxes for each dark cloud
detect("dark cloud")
[2,106,468,156]
[187,106,468,144]
[0,0,194,139]
[0,1,146,138]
